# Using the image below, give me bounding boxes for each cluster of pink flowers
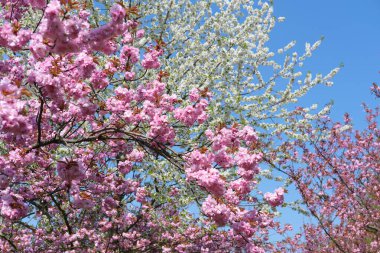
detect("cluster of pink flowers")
[0,23,31,51]
[174,88,209,126]
[264,187,285,207]
[57,160,86,183]
[121,46,140,64]
[202,195,231,226]
[1,191,28,220]
[184,124,288,251]
[142,49,162,69]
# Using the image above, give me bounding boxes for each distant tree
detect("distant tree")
[285,106,380,252]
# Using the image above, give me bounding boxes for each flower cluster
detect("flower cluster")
[183,125,287,251]
[264,187,285,207]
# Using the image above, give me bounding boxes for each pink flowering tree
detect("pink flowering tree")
[279,105,380,252]
[0,1,296,252]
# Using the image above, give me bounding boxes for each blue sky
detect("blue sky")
[270,0,380,127]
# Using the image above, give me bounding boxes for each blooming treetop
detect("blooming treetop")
[277,106,380,252]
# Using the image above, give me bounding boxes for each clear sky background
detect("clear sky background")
[261,0,380,238]
[270,0,380,128]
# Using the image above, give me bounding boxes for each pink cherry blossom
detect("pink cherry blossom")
[264,187,285,207]
[142,50,162,69]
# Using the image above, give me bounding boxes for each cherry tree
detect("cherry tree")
[281,106,380,252]
[0,0,302,252]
